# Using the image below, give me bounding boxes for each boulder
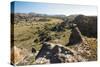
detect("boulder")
[11,46,27,65]
[34,42,87,64]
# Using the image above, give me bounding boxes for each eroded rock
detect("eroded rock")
[11,46,27,65]
[34,42,87,64]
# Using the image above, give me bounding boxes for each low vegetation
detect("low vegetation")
[11,13,97,65]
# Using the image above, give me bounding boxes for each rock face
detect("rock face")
[34,42,87,64]
[67,26,83,45]
[11,46,27,65]
[11,46,35,65]
[68,15,97,38]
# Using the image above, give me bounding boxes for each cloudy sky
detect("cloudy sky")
[11,1,97,16]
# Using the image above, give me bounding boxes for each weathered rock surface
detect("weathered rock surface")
[34,42,87,64]
[68,15,97,38]
[11,46,27,65]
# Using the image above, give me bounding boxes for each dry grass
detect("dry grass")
[13,18,63,51]
[12,17,97,65]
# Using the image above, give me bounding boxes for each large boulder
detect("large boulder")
[34,42,87,64]
[11,46,27,65]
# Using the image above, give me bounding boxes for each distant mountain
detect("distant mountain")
[11,12,67,23]
[67,15,81,22]
[13,12,67,18]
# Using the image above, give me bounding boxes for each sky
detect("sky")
[11,1,97,16]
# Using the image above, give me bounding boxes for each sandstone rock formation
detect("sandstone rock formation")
[11,46,27,65]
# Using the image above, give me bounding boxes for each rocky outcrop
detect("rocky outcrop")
[34,42,87,64]
[11,46,37,65]
[11,46,27,65]
[67,26,83,45]
[68,15,97,38]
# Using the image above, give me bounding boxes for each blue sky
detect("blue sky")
[11,1,97,16]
